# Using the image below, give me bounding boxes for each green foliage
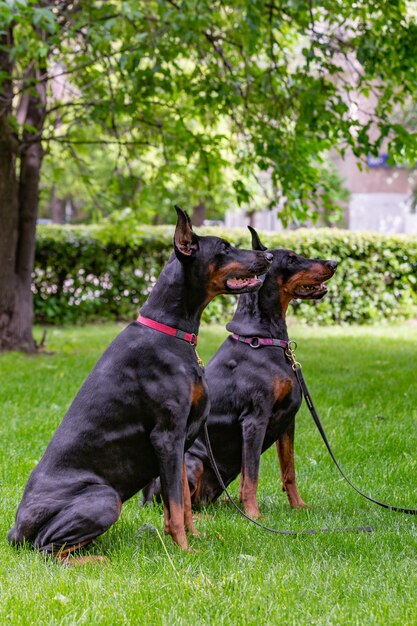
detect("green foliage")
[315,161,350,226]
[34,222,417,325]
[3,0,417,224]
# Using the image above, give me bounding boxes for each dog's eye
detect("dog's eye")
[288,254,296,265]
[221,243,231,254]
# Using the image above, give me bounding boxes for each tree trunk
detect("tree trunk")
[50,186,64,223]
[247,211,255,228]
[0,119,22,350]
[0,28,45,352]
[192,201,206,226]
[0,131,44,353]
[0,28,27,351]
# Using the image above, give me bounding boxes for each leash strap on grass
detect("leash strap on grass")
[203,341,417,536]
[293,365,417,516]
[203,421,374,536]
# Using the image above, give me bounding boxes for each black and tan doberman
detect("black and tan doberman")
[143,227,337,518]
[8,209,272,560]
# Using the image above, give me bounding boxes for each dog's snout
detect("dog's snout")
[264,252,273,264]
[326,260,338,272]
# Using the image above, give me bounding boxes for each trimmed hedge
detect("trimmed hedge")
[34,223,417,325]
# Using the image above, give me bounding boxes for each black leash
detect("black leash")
[204,422,374,535]
[203,341,417,536]
[203,421,373,535]
[286,347,417,516]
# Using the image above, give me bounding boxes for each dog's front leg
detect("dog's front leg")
[182,462,198,535]
[239,414,267,518]
[276,420,308,509]
[150,428,188,549]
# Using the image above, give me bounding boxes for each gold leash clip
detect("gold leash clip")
[195,348,205,369]
[285,340,302,371]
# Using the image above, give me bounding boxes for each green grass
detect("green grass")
[1,322,417,625]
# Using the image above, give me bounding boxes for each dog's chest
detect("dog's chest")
[264,367,301,435]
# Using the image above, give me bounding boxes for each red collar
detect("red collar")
[137,315,198,346]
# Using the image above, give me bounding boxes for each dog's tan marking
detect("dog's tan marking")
[204,261,255,306]
[276,431,308,509]
[273,377,292,403]
[183,463,198,536]
[165,500,188,550]
[239,475,260,518]
[191,381,205,407]
[190,460,205,504]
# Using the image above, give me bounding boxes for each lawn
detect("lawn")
[1,321,417,625]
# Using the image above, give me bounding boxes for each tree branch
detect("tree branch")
[42,137,155,146]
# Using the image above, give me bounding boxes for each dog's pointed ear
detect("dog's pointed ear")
[174,205,199,259]
[247,225,267,251]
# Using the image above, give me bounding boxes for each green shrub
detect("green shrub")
[34,222,417,325]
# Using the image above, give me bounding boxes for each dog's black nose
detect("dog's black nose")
[264,252,274,264]
[326,260,338,272]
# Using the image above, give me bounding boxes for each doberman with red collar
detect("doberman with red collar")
[8,209,272,558]
[143,227,337,518]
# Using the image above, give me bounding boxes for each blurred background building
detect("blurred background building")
[225,154,417,234]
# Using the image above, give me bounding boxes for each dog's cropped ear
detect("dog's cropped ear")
[174,205,199,259]
[247,225,268,251]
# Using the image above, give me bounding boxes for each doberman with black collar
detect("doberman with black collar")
[143,227,337,518]
[8,209,272,559]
